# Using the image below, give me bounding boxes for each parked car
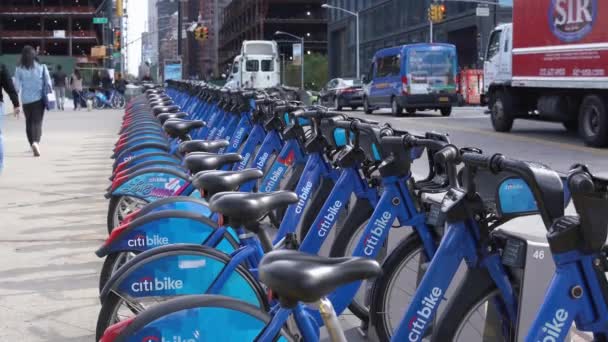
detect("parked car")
[319,78,364,111]
[363,43,458,116]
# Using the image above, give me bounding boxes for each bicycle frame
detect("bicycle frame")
[392,214,517,341]
[526,251,608,341]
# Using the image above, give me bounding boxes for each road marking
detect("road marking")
[406,120,608,156]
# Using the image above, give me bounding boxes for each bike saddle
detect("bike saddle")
[152,105,180,116]
[149,100,175,108]
[163,120,205,139]
[192,169,264,197]
[259,250,381,307]
[179,139,229,154]
[157,112,188,124]
[183,152,242,174]
[209,191,298,225]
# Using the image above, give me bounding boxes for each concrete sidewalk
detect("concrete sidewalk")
[0,108,121,341]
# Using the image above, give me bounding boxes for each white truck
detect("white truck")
[225,40,281,89]
[483,0,608,147]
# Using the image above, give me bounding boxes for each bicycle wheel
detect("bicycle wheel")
[112,295,295,342]
[96,250,267,340]
[431,268,516,342]
[107,195,149,233]
[369,234,431,341]
[99,251,138,292]
[113,94,126,109]
[94,95,104,109]
[328,198,375,321]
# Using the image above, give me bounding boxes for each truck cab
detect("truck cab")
[483,23,513,96]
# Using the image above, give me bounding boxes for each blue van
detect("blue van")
[363,43,458,116]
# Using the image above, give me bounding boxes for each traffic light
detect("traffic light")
[429,4,446,23]
[114,30,121,51]
[194,26,209,41]
[438,4,446,21]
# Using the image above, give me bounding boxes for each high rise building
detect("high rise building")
[0,0,110,60]
[156,0,179,77]
[218,0,327,73]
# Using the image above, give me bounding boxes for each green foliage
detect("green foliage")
[283,53,328,91]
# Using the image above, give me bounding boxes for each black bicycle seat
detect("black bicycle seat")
[209,191,297,224]
[184,152,242,174]
[163,120,205,139]
[153,105,180,116]
[259,250,381,307]
[192,169,264,197]
[157,112,188,124]
[179,139,229,154]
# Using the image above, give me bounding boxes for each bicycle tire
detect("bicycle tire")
[328,197,374,321]
[96,250,268,340]
[113,294,295,342]
[431,268,516,342]
[99,251,138,293]
[369,233,432,341]
[107,195,149,233]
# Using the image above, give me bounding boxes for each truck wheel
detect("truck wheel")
[491,91,515,132]
[364,97,373,114]
[578,95,608,147]
[440,107,452,117]
[391,97,404,116]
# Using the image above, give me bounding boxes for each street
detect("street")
[345,106,608,173]
[0,105,606,341]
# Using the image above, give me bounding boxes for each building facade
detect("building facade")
[0,0,109,60]
[327,0,513,78]
[219,0,327,73]
[156,0,179,77]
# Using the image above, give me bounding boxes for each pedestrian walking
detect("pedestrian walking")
[70,69,84,110]
[52,64,67,110]
[101,70,113,101]
[0,63,21,172]
[14,45,52,157]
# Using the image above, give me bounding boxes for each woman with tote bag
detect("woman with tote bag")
[14,45,52,157]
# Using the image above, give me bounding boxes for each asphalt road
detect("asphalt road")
[345,106,608,174]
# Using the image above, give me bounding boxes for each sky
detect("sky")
[126,0,148,75]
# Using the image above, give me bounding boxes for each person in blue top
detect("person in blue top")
[14,45,52,157]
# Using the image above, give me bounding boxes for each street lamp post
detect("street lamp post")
[275,31,304,89]
[322,4,359,80]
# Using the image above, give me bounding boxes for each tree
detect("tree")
[284,53,328,91]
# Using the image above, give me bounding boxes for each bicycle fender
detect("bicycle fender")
[99,245,265,310]
[123,197,212,225]
[112,142,170,161]
[95,210,235,258]
[113,152,180,174]
[114,136,168,153]
[111,160,184,181]
[108,168,189,200]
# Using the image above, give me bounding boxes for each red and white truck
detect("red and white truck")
[483,0,608,146]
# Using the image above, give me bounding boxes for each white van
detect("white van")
[225,40,280,89]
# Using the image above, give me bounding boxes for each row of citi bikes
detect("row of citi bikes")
[97,80,608,342]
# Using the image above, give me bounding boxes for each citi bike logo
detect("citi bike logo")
[256,152,270,170]
[232,127,246,148]
[238,152,251,170]
[295,181,313,214]
[131,276,184,293]
[317,201,342,237]
[127,234,170,247]
[141,336,195,342]
[538,308,568,342]
[264,165,285,192]
[363,211,391,256]
[550,0,596,42]
[408,287,442,342]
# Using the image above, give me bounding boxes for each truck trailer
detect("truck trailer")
[483,0,608,146]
